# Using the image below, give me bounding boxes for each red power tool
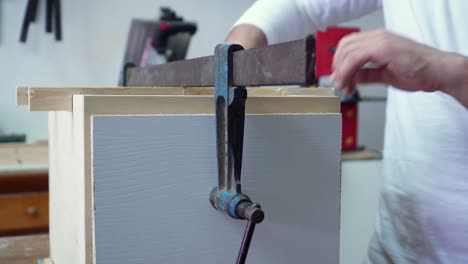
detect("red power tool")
[315,26,360,151]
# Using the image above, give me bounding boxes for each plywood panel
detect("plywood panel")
[92,114,341,264]
[48,110,87,264]
[82,95,339,115]
[19,86,335,112]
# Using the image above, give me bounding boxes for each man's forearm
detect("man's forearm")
[226,24,268,49]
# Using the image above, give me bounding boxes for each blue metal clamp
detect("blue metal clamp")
[209,42,265,264]
[209,43,264,223]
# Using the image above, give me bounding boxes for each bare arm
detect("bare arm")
[226,24,267,49]
[227,0,381,48]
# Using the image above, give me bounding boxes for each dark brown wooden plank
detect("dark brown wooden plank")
[0,172,48,194]
[126,37,316,87]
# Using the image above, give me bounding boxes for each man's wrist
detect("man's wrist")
[439,52,468,107]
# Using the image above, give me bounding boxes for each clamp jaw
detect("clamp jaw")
[209,43,264,263]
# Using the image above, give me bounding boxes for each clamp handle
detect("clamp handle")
[209,43,265,264]
[236,204,264,264]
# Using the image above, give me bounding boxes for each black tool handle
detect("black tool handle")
[29,0,39,22]
[152,21,197,54]
[236,220,256,264]
[19,0,38,42]
[53,0,62,40]
[46,0,53,33]
[235,203,264,264]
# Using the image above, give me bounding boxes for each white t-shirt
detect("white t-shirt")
[234,0,468,263]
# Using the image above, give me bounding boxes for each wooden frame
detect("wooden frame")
[18,86,340,264]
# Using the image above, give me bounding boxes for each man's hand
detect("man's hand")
[331,29,468,107]
[226,24,268,49]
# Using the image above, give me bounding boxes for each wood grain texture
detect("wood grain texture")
[0,143,49,194]
[82,95,339,116]
[38,258,54,264]
[21,86,334,111]
[48,109,88,264]
[0,171,48,194]
[16,86,29,105]
[92,114,341,264]
[0,192,49,236]
[0,143,48,167]
[0,234,49,263]
[28,87,183,111]
[0,148,17,165]
[16,146,48,165]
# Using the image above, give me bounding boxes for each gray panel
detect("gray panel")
[93,114,341,263]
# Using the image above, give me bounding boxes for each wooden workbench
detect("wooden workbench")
[0,234,49,263]
[0,143,49,236]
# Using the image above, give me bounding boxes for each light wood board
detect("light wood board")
[48,109,87,264]
[0,143,48,168]
[17,86,335,112]
[92,114,341,263]
[0,234,49,263]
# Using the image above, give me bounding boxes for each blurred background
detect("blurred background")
[0,1,386,263]
[0,0,386,149]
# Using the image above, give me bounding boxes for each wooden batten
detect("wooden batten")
[81,95,339,115]
[27,87,185,111]
[17,86,335,112]
[16,86,29,106]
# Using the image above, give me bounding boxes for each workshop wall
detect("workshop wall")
[0,0,256,141]
[0,1,386,150]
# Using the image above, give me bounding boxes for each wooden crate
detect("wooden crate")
[18,86,342,264]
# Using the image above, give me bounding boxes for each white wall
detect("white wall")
[341,160,383,264]
[1,1,387,149]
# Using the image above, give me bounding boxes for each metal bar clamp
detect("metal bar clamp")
[209,43,264,264]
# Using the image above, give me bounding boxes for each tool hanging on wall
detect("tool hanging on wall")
[20,0,62,43]
[121,7,197,70]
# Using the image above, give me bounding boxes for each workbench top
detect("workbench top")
[0,142,48,170]
[0,234,49,263]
